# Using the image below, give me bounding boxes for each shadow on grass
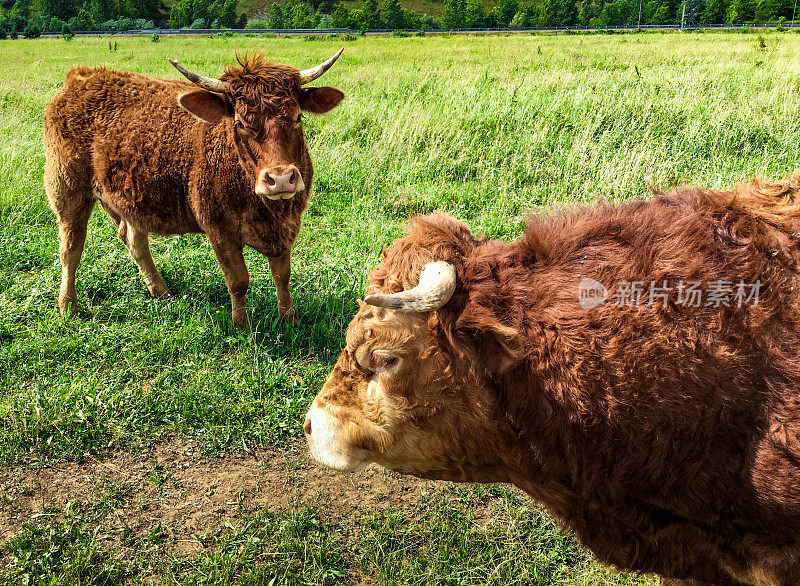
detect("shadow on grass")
[69,263,362,366]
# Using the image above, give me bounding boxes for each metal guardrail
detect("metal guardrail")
[39,22,798,36]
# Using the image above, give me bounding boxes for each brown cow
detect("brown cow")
[44,50,344,328]
[305,174,800,585]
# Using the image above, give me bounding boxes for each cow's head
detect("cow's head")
[303,216,524,480]
[170,50,344,200]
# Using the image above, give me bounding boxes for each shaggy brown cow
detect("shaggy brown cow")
[44,50,345,328]
[305,174,800,585]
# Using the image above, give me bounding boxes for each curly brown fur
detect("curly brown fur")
[221,54,301,120]
[44,54,343,327]
[308,173,800,585]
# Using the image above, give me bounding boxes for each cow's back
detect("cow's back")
[44,67,202,234]
[506,186,800,582]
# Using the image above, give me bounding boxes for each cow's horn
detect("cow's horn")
[365,261,456,312]
[298,47,344,85]
[169,59,227,93]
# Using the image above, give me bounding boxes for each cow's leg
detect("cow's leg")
[210,239,249,329]
[118,223,170,298]
[54,196,95,316]
[268,251,297,323]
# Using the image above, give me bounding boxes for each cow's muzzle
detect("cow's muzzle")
[255,165,305,200]
[303,402,367,472]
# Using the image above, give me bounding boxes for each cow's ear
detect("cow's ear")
[299,87,345,114]
[456,305,524,374]
[178,91,230,125]
[478,322,525,374]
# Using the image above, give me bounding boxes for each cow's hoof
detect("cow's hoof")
[58,297,79,317]
[232,310,249,330]
[149,286,172,299]
[279,306,298,324]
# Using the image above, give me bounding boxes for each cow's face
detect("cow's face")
[304,231,519,478]
[304,214,527,477]
[172,52,344,200]
[304,304,462,475]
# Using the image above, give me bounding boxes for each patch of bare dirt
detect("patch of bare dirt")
[0,439,445,554]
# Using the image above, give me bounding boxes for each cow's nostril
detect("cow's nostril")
[289,170,297,185]
[303,418,312,436]
[266,175,276,187]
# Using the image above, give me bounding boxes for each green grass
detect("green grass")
[2,482,650,585]
[2,30,800,583]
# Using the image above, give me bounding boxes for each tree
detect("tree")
[700,0,727,22]
[315,0,336,15]
[7,14,29,31]
[509,8,527,24]
[120,0,161,20]
[511,0,537,25]
[289,1,313,27]
[403,7,422,27]
[361,0,382,28]
[601,0,636,24]
[382,0,407,28]
[552,0,578,24]
[651,3,672,22]
[23,21,41,36]
[169,0,192,27]
[192,0,211,22]
[419,13,440,27]
[266,2,285,27]
[89,0,115,24]
[753,0,790,19]
[579,0,605,24]
[727,0,753,20]
[42,0,79,21]
[465,0,486,26]
[11,0,32,19]
[331,4,350,27]
[69,0,96,29]
[442,0,466,27]
[497,0,519,25]
[683,0,704,24]
[218,0,239,27]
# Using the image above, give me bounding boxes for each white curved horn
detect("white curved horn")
[365,261,457,312]
[169,59,227,93]
[298,47,344,85]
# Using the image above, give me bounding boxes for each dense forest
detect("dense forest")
[0,0,795,38]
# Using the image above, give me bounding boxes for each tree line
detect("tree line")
[0,0,795,40]
[0,0,162,37]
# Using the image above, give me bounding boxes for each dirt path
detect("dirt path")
[0,439,445,553]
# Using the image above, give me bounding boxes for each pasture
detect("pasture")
[1,30,800,584]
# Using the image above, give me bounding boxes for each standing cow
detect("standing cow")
[44,49,345,328]
[305,175,800,585]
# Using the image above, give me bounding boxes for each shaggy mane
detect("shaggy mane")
[220,52,301,117]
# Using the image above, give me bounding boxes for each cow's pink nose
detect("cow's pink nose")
[255,166,305,199]
[303,417,312,437]
[266,167,302,194]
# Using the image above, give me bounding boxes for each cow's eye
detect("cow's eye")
[296,114,303,124]
[236,120,246,130]
[371,350,399,374]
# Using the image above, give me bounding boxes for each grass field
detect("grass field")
[2,29,800,584]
